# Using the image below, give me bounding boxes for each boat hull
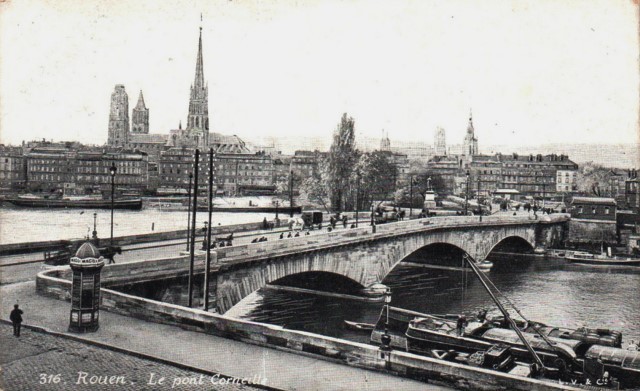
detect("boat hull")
[566,254,640,266]
[7,197,143,210]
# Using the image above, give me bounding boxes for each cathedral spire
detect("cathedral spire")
[194,19,205,91]
[185,17,209,146]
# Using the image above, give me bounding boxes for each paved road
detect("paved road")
[0,323,268,391]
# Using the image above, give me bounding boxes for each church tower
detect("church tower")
[131,90,149,134]
[108,85,129,147]
[380,130,391,151]
[186,24,209,147]
[434,127,446,156]
[463,110,478,162]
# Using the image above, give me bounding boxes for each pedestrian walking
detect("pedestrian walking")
[10,304,23,337]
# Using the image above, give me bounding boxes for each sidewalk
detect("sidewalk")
[0,323,262,391]
[0,282,448,391]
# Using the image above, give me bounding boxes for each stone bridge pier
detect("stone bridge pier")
[212,219,568,314]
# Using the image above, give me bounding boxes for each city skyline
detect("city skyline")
[0,0,638,150]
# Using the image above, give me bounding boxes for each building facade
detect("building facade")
[0,145,26,190]
[158,148,275,196]
[570,197,616,222]
[23,144,148,193]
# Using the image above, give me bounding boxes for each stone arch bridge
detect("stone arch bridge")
[211,215,568,313]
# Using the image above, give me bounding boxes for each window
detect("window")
[604,207,610,214]
[578,206,583,214]
[592,207,597,214]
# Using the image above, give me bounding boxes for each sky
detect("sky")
[0,0,638,150]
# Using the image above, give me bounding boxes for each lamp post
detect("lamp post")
[409,174,414,217]
[289,170,294,217]
[274,200,279,221]
[109,164,117,246]
[186,172,193,251]
[380,287,392,354]
[92,212,98,240]
[370,200,377,233]
[464,170,470,216]
[477,176,482,222]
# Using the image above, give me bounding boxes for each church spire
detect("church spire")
[131,89,149,134]
[194,17,205,91]
[135,90,146,110]
[185,15,209,146]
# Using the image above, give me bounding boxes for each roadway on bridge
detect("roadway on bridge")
[0,222,362,285]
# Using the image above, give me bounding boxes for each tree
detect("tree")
[326,113,358,211]
[355,151,398,209]
[298,160,331,212]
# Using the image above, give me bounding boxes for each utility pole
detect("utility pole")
[186,172,193,251]
[188,149,199,308]
[204,148,214,311]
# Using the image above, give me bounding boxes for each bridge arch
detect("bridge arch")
[215,220,559,313]
[485,235,535,259]
[373,229,537,286]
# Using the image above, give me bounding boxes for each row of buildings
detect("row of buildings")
[0,141,329,197]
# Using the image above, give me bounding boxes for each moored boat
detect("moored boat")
[344,320,375,332]
[566,251,640,266]
[7,195,142,210]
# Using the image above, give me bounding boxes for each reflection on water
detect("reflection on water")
[228,258,640,345]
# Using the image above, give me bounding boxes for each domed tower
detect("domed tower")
[69,241,104,333]
[463,110,478,163]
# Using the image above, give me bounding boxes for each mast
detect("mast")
[463,254,546,372]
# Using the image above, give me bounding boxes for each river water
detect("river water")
[227,256,640,346]
[0,206,279,244]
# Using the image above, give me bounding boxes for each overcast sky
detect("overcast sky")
[0,0,638,149]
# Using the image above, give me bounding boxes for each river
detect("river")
[226,256,640,346]
[0,206,281,244]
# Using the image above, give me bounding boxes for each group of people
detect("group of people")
[328,214,350,229]
[201,233,234,250]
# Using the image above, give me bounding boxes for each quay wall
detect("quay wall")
[36,269,579,391]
